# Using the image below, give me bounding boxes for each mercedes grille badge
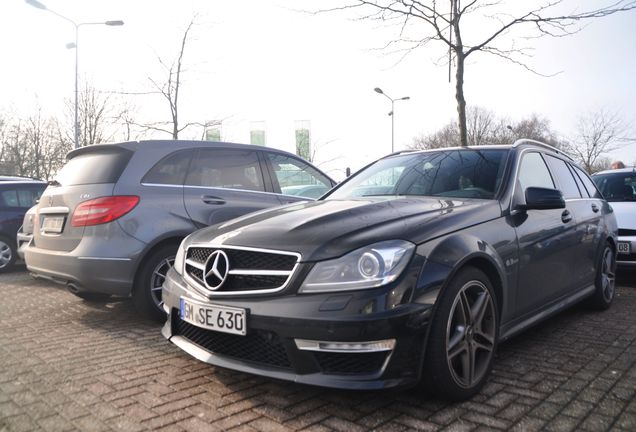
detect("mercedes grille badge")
[203,250,230,290]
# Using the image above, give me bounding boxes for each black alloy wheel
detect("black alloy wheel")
[588,243,617,310]
[424,267,499,401]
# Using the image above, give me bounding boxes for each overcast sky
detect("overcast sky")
[2,0,635,178]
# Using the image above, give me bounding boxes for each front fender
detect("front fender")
[413,233,509,318]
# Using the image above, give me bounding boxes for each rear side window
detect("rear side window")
[0,190,18,207]
[55,148,133,186]
[142,150,193,185]
[545,155,582,199]
[185,149,265,192]
[572,166,602,199]
[0,186,43,207]
[517,152,555,191]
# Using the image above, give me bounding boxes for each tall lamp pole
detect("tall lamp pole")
[374,87,410,153]
[26,0,123,149]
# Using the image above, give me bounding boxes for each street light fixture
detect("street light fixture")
[374,87,410,153]
[25,0,124,149]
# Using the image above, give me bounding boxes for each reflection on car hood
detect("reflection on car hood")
[186,197,502,262]
[610,202,636,231]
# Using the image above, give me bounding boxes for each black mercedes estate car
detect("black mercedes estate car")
[161,140,617,400]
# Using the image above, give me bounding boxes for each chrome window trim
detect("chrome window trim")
[183,244,301,297]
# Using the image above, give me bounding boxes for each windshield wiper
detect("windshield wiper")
[47,179,61,187]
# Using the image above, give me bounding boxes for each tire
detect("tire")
[587,242,616,311]
[423,267,499,401]
[132,244,176,322]
[0,236,17,273]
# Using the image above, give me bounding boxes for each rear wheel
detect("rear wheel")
[133,244,176,322]
[423,267,498,401]
[0,237,17,273]
[588,242,616,310]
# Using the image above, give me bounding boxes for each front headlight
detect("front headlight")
[299,240,415,293]
[173,240,186,275]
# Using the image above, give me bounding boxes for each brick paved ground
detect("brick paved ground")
[0,267,634,432]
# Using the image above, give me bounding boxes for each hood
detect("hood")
[610,202,636,230]
[186,197,502,262]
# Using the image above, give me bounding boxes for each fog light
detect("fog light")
[295,338,395,353]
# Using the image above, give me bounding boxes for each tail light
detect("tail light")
[71,196,140,227]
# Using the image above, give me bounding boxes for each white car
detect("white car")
[593,167,636,266]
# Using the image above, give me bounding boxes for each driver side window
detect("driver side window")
[518,152,555,192]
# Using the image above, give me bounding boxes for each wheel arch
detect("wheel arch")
[133,233,187,285]
[416,233,508,317]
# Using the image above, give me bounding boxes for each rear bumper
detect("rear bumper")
[24,234,146,296]
[16,229,31,261]
[162,268,433,390]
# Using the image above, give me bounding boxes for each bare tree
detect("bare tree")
[138,17,201,139]
[411,106,560,149]
[64,82,127,147]
[324,1,636,146]
[564,108,629,173]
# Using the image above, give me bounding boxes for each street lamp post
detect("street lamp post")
[374,87,410,153]
[25,0,123,149]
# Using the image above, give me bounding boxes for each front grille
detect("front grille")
[173,316,291,369]
[313,352,389,375]
[185,246,299,294]
[618,228,636,237]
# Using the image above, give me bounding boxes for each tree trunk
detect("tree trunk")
[452,0,467,147]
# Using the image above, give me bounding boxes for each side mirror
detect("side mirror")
[523,187,565,210]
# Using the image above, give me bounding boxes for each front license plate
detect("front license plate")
[618,241,631,255]
[179,298,246,336]
[41,216,65,233]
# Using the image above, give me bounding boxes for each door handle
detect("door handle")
[561,210,572,223]
[591,203,599,213]
[201,195,226,205]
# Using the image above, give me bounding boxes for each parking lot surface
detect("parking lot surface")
[1,268,635,432]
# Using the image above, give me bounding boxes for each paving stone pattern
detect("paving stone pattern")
[0,268,635,431]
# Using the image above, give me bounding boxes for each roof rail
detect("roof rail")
[383,149,417,158]
[512,139,572,160]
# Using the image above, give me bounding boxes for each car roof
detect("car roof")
[593,167,636,176]
[67,140,304,160]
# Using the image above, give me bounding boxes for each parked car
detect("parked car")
[24,140,335,320]
[162,140,617,401]
[592,167,636,267]
[0,178,46,272]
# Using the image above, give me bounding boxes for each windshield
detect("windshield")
[328,149,509,200]
[592,172,636,202]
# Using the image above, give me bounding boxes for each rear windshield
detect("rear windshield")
[592,172,636,202]
[327,149,510,200]
[54,148,133,186]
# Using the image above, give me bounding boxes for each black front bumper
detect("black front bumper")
[162,269,433,390]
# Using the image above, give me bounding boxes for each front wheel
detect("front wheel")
[588,243,616,310]
[423,267,499,401]
[133,244,176,322]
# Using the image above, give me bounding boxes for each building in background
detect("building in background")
[295,120,311,161]
[205,122,222,141]
[250,121,266,146]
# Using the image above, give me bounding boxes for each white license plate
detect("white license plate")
[41,216,65,233]
[179,298,246,336]
[618,242,631,255]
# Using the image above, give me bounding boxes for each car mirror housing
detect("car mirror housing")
[523,187,566,210]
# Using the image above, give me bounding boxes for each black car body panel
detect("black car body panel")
[163,141,618,392]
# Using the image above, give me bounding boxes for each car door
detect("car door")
[183,148,280,228]
[513,151,579,317]
[569,164,605,283]
[261,152,335,204]
[544,155,597,293]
